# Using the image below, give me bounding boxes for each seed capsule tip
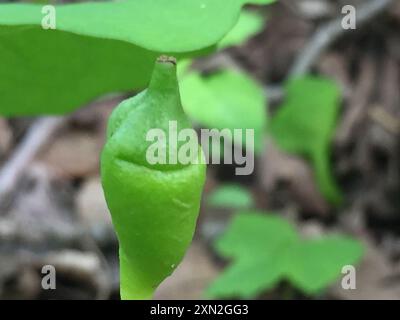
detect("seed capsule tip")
[157,55,177,65]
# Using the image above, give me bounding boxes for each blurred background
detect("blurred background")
[0,0,399,299]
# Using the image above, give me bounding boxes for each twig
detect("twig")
[368,105,400,135]
[289,0,394,77]
[281,0,335,20]
[335,54,376,145]
[0,117,66,200]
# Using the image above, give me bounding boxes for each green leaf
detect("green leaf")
[270,77,343,205]
[286,237,363,295]
[0,27,158,116]
[208,212,297,298]
[0,0,275,52]
[0,0,275,116]
[208,256,283,298]
[214,212,298,259]
[207,212,363,298]
[207,184,255,209]
[180,70,267,154]
[177,9,266,77]
[219,10,265,49]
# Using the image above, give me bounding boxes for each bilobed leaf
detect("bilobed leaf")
[207,184,255,209]
[207,255,284,298]
[286,237,363,295]
[178,11,268,153]
[270,77,343,205]
[0,0,275,116]
[207,212,363,298]
[180,70,267,154]
[214,212,298,258]
[208,212,297,298]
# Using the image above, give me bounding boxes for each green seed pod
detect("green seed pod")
[101,56,206,300]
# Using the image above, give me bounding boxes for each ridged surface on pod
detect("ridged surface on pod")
[101,57,206,299]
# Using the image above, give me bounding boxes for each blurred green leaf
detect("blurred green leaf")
[207,184,255,209]
[176,9,267,80]
[286,237,364,295]
[270,77,343,205]
[0,0,275,116]
[207,212,363,298]
[180,70,267,154]
[207,212,297,298]
[218,10,265,49]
